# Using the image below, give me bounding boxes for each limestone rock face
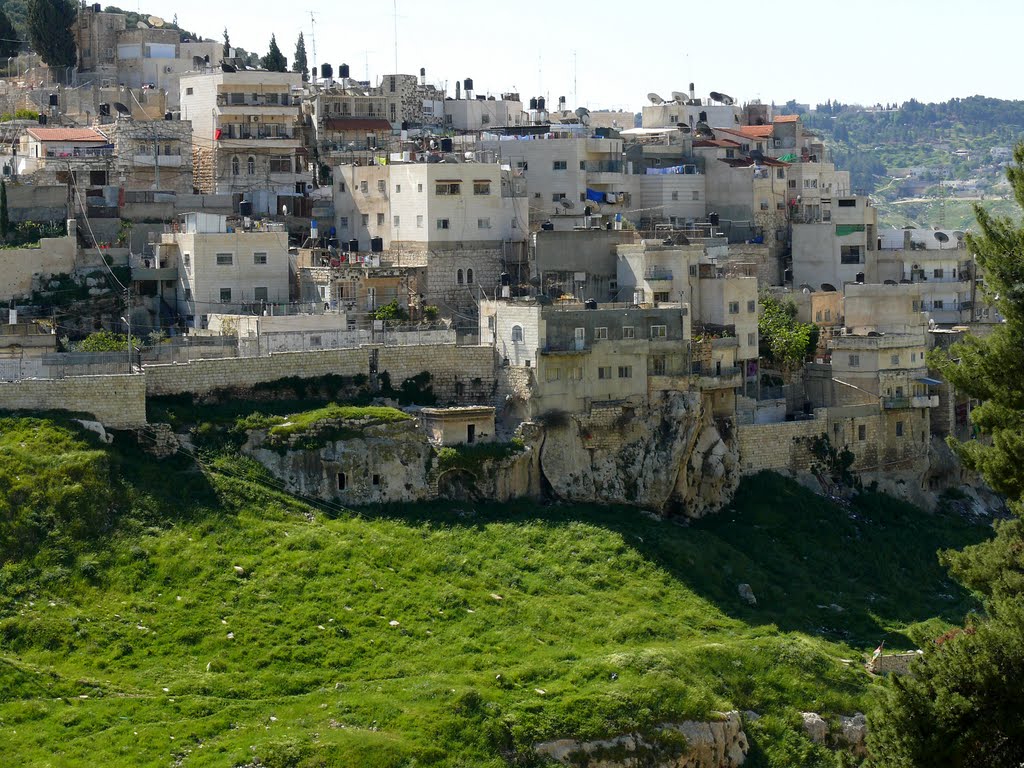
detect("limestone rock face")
[801,712,829,744]
[836,713,868,757]
[539,392,739,516]
[534,710,749,768]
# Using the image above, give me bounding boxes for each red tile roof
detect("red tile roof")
[693,139,741,149]
[715,125,774,140]
[26,127,108,143]
[773,114,801,123]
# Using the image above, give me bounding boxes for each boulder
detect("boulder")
[801,712,828,744]
[738,583,757,606]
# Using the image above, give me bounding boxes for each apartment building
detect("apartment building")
[791,195,879,290]
[103,118,194,194]
[479,131,632,228]
[153,212,290,328]
[180,70,305,204]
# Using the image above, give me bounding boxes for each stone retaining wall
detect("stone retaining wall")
[0,374,147,427]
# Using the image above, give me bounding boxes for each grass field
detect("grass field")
[0,416,992,767]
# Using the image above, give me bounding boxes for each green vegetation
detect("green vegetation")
[0,412,991,766]
[868,145,1024,765]
[25,0,76,77]
[75,330,137,352]
[262,404,411,451]
[0,7,19,59]
[758,295,818,372]
[373,299,409,323]
[292,32,307,80]
[261,33,287,72]
[436,439,526,474]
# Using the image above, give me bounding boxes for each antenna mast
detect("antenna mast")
[310,12,318,81]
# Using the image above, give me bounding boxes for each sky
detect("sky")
[157,0,1024,112]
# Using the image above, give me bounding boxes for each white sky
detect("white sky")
[159,0,1024,111]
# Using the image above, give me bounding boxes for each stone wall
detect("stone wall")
[0,236,77,301]
[870,652,922,676]
[0,373,147,427]
[143,344,495,405]
[737,418,822,473]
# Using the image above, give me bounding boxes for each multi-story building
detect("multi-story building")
[791,195,878,290]
[179,70,306,206]
[153,212,290,328]
[103,118,194,194]
[479,131,631,228]
[641,85,743,131]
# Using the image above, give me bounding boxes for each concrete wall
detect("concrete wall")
[6,184,68,222]
[0,236,78,301]
[143,343,495,404]
[0,373,146,427]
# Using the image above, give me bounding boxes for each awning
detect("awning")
[916,376,942,386]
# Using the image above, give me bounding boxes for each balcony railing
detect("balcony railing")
[883,395,937,409]
[45,147,113,158]
[644,267,674,281]
[584,160,623,174]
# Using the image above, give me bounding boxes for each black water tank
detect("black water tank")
[419,67,425,77]
[48,94,58,106]
[529,97,538,110]
[99,103,110,116]
[709,211,720,227]
[540,220,554,231]
[348,238,359,253]
[464,77,473,92]
[37,113,47,125]
[339,63,350,79]
[321,63,333,80]
[238,200,253,216]
[500,272,510,286]
[584,299,598,310]
[370,236,383,253]
[93,2,100,10]
[440,137,453,152]
[164,111,172,120]
[856,272,865,283]
[537,96,545,111]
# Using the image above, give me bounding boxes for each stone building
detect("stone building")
[103,118,193,193]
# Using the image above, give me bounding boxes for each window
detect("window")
[393,215,401,227]
[891,354,900,365]
[359,180,369,193]
[838,198,856,207]
[216,253,233,265]
[569,367,584,381]
[511,325,524,342]
[650,325,667,339]
[185,87,193,96]
[689,265,698,277]
[183,253,191,267]
[473,181,491,195]
[546,367,560,382]
[728,301,740,314]
[437,218,450,230]
[253,252,267,265]
[466,269,474,284]
[616,365,632,379]
[911,352,917,363]
[777,168,785,179]
[594,327,608,340]
[651,355,666,376]
[417,183,423,193]
[747,332,756,346]
[788,179,797,188]
[337,472,347,490]
[477,217,491,229]
[896,421,904,437]
[435,182,461,195]
[858,424,866,441]
[671,191,679,201]
[653,291,670,302]
[219,288,232,303]
[825,309,831,321]
[622,326,635,339]
[840,245,863,264]
[372,474,381,486]
[254,287,268,301]
[552,192,567,202]
[848,354,860,367]
[746,300,756,313]
[377,213,385,226]
[339,182,346,192]
[377,179,386,192]
[269,155,293,173]
[457,269,464,285]
[361,214,369,226]
[184,288,192,300]
[598,366,612,380]
[247,156,255,175]
[933,299,944,309]
[395,184,401,193]
[692,190,700,201]
[231,155,239,175]
[416,215,424,228]
[816,310,822,322]
[553,160,567,170]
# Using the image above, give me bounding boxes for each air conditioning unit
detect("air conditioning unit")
[250,115,260,123]
[164,65,172,73]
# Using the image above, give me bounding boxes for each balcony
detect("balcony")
[694,365,742,390]
[911,395,940,408]
[45,146,113,158]
[133,154,183,167]
[643,267,674,283]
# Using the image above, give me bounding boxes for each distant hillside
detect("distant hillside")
[774,97,1024,227]
[0,1,205,48]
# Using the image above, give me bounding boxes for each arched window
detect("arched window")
[247,156,255,175]
[457,269,464,285]
[466,268,474,284]
[231,156,240,176]
[511,325,524,342]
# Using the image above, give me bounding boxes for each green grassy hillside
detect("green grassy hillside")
[0,416,991,767]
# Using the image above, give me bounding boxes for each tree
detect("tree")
[292,31,307,80]
[25,0,76,76]
[0,181,9,240]
[0,8,21,60]
[757,295,818,373]
[868,144,1024,765]
[222,27,230,58]
[261,34,287,73]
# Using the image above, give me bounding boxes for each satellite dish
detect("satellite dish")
[671,91,687,103]
[221,62,237,73]
[113,102,130,115]
[148,15,165,27]
[574,107,590,118]
[559,199,574,209]
[676,124,691,133]
[953,230,965,241]
[934,231,949,248]
[647,92,664,105]
[136,21,148,28]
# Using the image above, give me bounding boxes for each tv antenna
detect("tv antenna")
[309,12,317,82]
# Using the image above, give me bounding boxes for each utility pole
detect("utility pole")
[152,131,161,191]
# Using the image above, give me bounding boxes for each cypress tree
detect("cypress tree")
[1,181,9,240]
[262,35,287,73]
[222,28,230,59]
[0,8,20,60]
[26,0,76,77]
[292,32,308,80]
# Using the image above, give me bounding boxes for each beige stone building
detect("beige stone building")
[103,118,193,194]
[421,406,495,446]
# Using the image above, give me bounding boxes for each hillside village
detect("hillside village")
[0,5,1006,512]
